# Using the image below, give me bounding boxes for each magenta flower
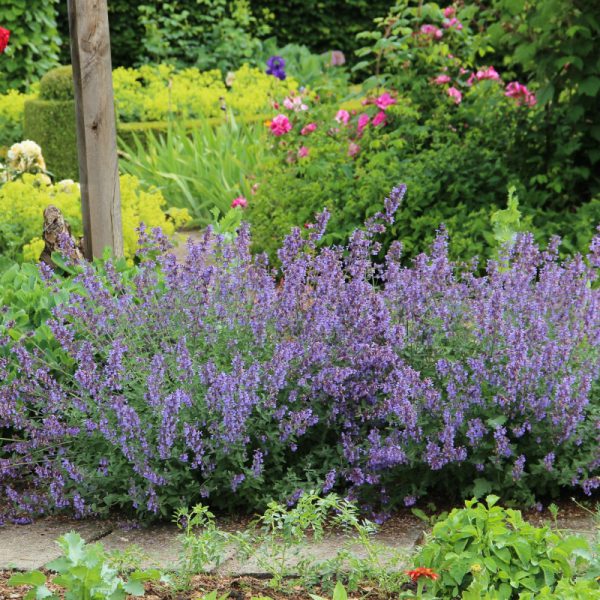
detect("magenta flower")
[476,66,501,81]
[357,113,370,133]
[375,92,397,110]
[420,24,443,40]
[443,17,463,30]
[270,114,293,136]
[434,74,452,85]
[443,6,456,18]
[347,142,360,157]
[447,86,462,104]
[505,81,537,107]
[231,196,248,209]
[300,122,317,135]
[297,146,309,158]
[335,109,350,125]
[372,111,387,127]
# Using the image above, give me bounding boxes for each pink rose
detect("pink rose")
[447,86,462,104]
[443,17,463,30]
[298,146,309,158]
[375,92,397,110]
[335,109,350,124]
[348,142,360,157]
[372,111,387,127]
[420,24,443,40]
[466,72,476,86]
[434,74,451,85]
[476,66,501,81]
[505,81,536,106]
[283,96,308,112]
[443,6,455,18]
[270,114,293,136]
[330,50,346,66]
[357,113,370,133]
[300,122,317,135]
[231,196,248,209]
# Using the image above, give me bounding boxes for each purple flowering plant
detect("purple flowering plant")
[0,186,598,521]
[266,55,286,80]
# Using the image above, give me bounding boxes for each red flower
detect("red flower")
[405,567,440,582]
[0,27,10,54]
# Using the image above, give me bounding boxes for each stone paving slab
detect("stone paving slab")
[0,519,112,570]
[99,525,181,570]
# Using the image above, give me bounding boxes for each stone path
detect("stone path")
[0,515,426,573]
[0,511,596,574]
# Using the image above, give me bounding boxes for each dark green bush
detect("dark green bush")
[40,65,74,101]
[23,99,78,181]
[0,0,61,92]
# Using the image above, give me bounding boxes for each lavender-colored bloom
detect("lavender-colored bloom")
[0,185,597,520]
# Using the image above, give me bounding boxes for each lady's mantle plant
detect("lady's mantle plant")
[0,186,599,521]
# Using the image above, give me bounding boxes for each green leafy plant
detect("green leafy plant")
[7,532,161,600]
[119,115,264,226]
[173,504,230,590]
[413,495,594,599]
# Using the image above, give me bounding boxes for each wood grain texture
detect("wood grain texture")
[68,0,123,259]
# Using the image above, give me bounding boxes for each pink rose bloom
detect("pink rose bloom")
[466,72,476,86]
[298,146,309,158]
[348,142,360,157]
[231,196,248,209]
[476,66,501,81]
[420,24,443,40]
[434,74,451,85]
[505,81,536,106]
[447,86,462,104]
[283,96,308,112]
[443,17,463,30]
[330,50,346,66]
[375,92,397,110]
[357,113,370,133]
[335,109,350,124]
[270,113,292,136]
[300,122,317,135]
[443,6,455,18]
[372,111,387,127]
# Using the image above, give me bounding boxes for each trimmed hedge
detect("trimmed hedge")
[23,99,78,181]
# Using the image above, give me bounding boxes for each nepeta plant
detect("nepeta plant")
[0,184,598,522]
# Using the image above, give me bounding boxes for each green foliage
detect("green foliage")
[250,0,394,59]
[485,0,600,199]
[23,99,78,181]
[119,116,264,226]
[39,65,74,101]
[7,532,161,600]
[173,504,230,590]
[413,496,595,599]
[0,0,61,93]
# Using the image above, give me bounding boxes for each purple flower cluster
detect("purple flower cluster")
[0,191,598,520]
[266,55,286,80]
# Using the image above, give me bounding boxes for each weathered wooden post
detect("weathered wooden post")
[67,0,123,259]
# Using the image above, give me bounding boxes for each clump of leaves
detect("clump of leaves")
[413,495,594,599]
[7,532,162,600]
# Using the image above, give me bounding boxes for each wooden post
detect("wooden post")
[67,0,123,259]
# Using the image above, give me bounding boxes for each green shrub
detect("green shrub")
[414,496,595,599]
[0,0,61,93]
[23,98,78,181]
[39,65,74,101]
[0,89,36,149]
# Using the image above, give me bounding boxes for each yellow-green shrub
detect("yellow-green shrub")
[113,63,298,122]
[0,174,190,262]
[0,90,36,150]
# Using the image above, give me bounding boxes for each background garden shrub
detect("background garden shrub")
[0,191,598,522]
